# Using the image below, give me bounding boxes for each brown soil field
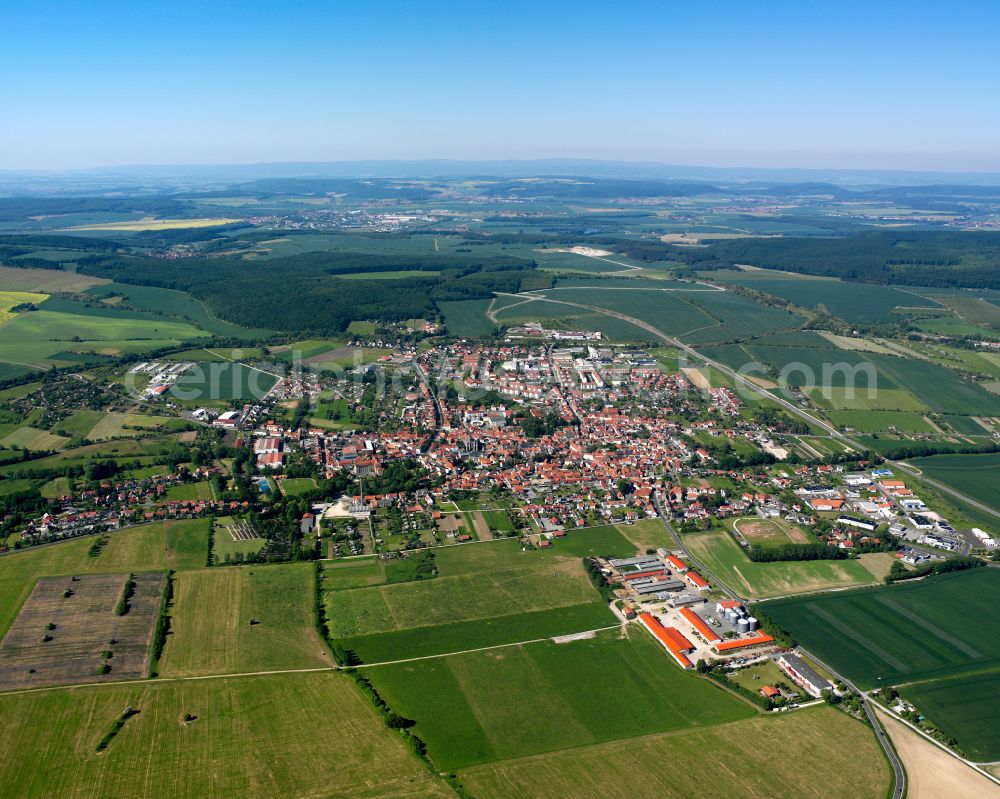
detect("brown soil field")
[0,572,164,691]
[876,708,1000,799]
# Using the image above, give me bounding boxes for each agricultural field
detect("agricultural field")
[615,518,673,552]
[0,519,209,639]
[157,563,330,677]
[439,299,497,337]
[86,282,264,339]
[764,569,1000,688]
[366,629,755,770]
[458,706,890,799]
[0,671,452,799]
[0,290,48,323]
[905,452,1000,514]
[903,669,1000,761]
[321,557,386,590]
[85,412,187,440]
[0,425,70,451]
[708,268,942,323]
[0,572,164,690]
[684,528,880,599]
[826,409,935,433]
[0,307,206,368]
[326,528,634,662]
[62,216,243,231]
[0,265,108,293]
[170,362,279,402]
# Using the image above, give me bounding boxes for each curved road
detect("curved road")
[500,290,920,796]
[496,290,1000,522]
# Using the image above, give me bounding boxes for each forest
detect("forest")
[72,249,549,335]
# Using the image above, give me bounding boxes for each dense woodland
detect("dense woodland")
[72,250,550,335]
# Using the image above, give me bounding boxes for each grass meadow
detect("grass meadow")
[158,563,331,677]
[458,706,890,799]
[365,629,755,769]
[684,528,879,599]
[0,672,451,799]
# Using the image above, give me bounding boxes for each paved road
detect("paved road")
[500,290,999,523]
[799,648,906,799]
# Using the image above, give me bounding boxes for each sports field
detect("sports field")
[279,477,317,496]
[158,563,331,677]
[684,528,878,598]
[731,516,810,547]
[905,452,1000,514]
[365,630,755,769]
[458,706,890,799]
[0,672,451,799]
[764,569,1000,688]
[164,480,215,501]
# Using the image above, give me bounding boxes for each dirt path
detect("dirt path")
[875,708,1000,798]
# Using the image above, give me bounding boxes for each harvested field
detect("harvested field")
[0,572,164,690]
[875,707,1000,798]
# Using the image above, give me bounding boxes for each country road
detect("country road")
[495,289,1000,522]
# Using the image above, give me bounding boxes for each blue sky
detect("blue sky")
[3,0,999,170]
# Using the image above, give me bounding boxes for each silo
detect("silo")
[726,610,738,625]
[737,618,750,634]
[748,617,760,632]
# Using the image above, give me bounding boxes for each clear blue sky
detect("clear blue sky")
[4,0,999,171]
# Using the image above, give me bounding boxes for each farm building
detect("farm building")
[632,578,685,595]
[685,571,710,591]
[638,612,694,669]
[665,554,689,572]
[776,653,832,698]
[713,633,775,654]
[679,606,721,645]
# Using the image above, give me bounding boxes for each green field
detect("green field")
[279,477,317,496]
[492,298,655,341]
[905,452,1000,515]
[365,630,755,769]
[170,362,279,402]
[827,409,935,433]
[0,425,70,451]
[439,299,497,337]
[0,308,206,368]
[710,269,941,323]
[764,569,1000,688]
[684,528,879,599]
[322,557,386,589]
[458,705,890,799]
[164,480,215,501]
[0,672,450,798]
[158,563,330,677]
[0,519,209,638]
[904,669,1000,761]
[325,529,635,663]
